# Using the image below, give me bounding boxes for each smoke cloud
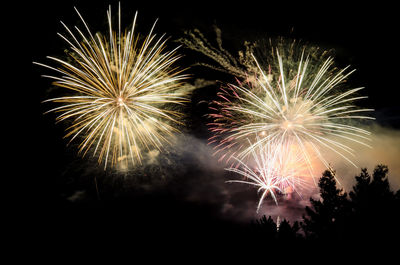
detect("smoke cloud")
[62,123,400,225]
[321,123,400,190]
[149,122,400,224]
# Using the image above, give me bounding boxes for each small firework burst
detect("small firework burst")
[35,4,189,169]
[226,138,311,212]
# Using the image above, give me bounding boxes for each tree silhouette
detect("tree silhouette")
[349,164,399,243]
[277,219,301,242]
[251,215,303,243]
[252,215,277,239]
[302,170,350,241]
[300,164,400,245]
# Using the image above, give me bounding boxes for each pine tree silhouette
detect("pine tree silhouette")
[252,215,277,239]
[302,170,350,241]
[349,165,399,243]
[251,165,399,250]
[277,219,301,241]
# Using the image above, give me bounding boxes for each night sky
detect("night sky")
[23,0,400,256]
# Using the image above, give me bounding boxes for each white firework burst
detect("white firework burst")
[210,49,374,180]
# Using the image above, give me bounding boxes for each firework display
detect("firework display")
[224,54,370,161]
[210,49,374,168]
[226,138,311,212]
[182,31,374,208]
[35,5,189,169]
[35,5,375,212]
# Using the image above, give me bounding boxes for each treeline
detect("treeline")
[251,165,400,244]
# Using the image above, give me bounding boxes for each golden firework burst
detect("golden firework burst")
[35,4,189,169]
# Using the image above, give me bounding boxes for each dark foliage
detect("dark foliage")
[302,169,351,241]
[251,215,302,243]
[251,164,400,248]
[302,165,400,246]
[20,164,399,258]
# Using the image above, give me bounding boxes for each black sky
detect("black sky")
[23,0,400,255]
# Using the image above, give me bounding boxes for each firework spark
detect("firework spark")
[181,30,374,206]
[226,138,311,212]
[35,4,189,169]
[181,32,374,174]
[209,47,374,182]
[178,26,258,79]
